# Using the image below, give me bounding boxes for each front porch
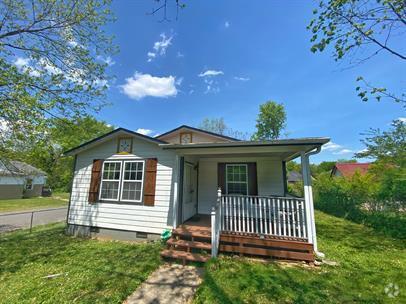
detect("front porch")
[162,193,314,263]
[161,139,325,263]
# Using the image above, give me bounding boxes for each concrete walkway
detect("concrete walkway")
[124,264,204,304]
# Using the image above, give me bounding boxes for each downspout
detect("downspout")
[304,146,325,258]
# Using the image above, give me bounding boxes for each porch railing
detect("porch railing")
[220,195,308,240]
[211,192,308,257]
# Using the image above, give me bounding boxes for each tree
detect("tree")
[199,118,227,135]
[198,117,251,140]
[251,101,287,140]
[356,119,406,166]
[13,116,114,191]
[308,0,405,106]
[0,0,116,160]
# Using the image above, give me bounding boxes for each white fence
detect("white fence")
[220,195,308,239]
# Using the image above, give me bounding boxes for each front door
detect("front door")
[182,163,197,222]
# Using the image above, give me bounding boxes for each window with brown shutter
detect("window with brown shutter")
[143,158,158,206]
[88,159,103,203]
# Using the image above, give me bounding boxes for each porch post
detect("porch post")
[172,155,180,228]
[301,152,316,249]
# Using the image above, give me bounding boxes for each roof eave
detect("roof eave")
[63,128,166,156]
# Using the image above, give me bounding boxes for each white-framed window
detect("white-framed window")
[25,178,33,190]
[226,164,248,195]
[120,160,144,202]
[99,160,145,203]
[99,161,122,201]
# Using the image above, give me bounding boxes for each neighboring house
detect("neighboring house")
[287,171,302,184]
[65,125,329,262]
[0,160,47,199]
[331,163,371,178]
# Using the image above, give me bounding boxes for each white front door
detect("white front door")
[182,163,197,222]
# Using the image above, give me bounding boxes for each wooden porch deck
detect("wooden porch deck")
[161,214,314,263]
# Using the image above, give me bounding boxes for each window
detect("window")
[120,161,144,202]
[100,161,121,201]
[25,178,33,190]
[99,160,145,203]
[226,164,248,195]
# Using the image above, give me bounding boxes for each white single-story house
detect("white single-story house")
[64,125,329,262]
[0,160,47,199]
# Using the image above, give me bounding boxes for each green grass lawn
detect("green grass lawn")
[0,193,69,213]
[0,223,162,304]
[194,211,406,303]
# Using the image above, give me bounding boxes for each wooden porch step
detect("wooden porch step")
[161,249,210,262]
[167,239,212,250]
[172,227,211,239]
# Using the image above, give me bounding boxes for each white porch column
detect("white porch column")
[300,151,316,250]
[172,155,180,228]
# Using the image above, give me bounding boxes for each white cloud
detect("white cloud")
[120,72,178,100]
[175,77,184,86]
[14,57,30,69]
[13,57,40,77]
[234,76,250,81]
[322,141,354,155]
[147,33,173,62]
[147,52,156,62]
[176,51,184,58]
[398,117,406,123]
[333,149,353,155]
[97,55,115,66]
[198,70,224,77]
[225,21,230,28]
[136,128,153,135]
[322,141,342,151]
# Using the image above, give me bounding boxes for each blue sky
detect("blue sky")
[95,1,403,163]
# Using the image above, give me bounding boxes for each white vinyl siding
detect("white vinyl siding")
[68,136,177,234]
[198,157,284,214]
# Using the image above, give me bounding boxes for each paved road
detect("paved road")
[0,207,68,233]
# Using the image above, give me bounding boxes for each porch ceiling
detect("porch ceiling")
[160,137,329,161]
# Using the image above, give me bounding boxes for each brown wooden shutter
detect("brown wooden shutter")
[248,163,258,195]
[217,163,226,194]
[88,159,103,204]
[143,158,158,206]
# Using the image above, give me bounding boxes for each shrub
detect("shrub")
[314,171,406,239]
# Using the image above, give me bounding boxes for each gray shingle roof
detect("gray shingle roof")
[0,160,46,176]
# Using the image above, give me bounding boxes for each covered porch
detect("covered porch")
[161,138,328,262]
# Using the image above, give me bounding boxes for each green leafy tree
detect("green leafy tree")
[356,119,406,166]
[308,0,405,106]
[0,0,116,160]
[251,101,287,140]
[14,116,113,191]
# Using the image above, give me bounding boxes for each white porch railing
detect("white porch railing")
[220,195,308,239]
[211,192,308,257]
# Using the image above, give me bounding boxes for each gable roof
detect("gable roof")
[287,171,302,182]
[332,163,371,178]
[0,160,46,177]
[155,125,240,142]
[63,127,166,156]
